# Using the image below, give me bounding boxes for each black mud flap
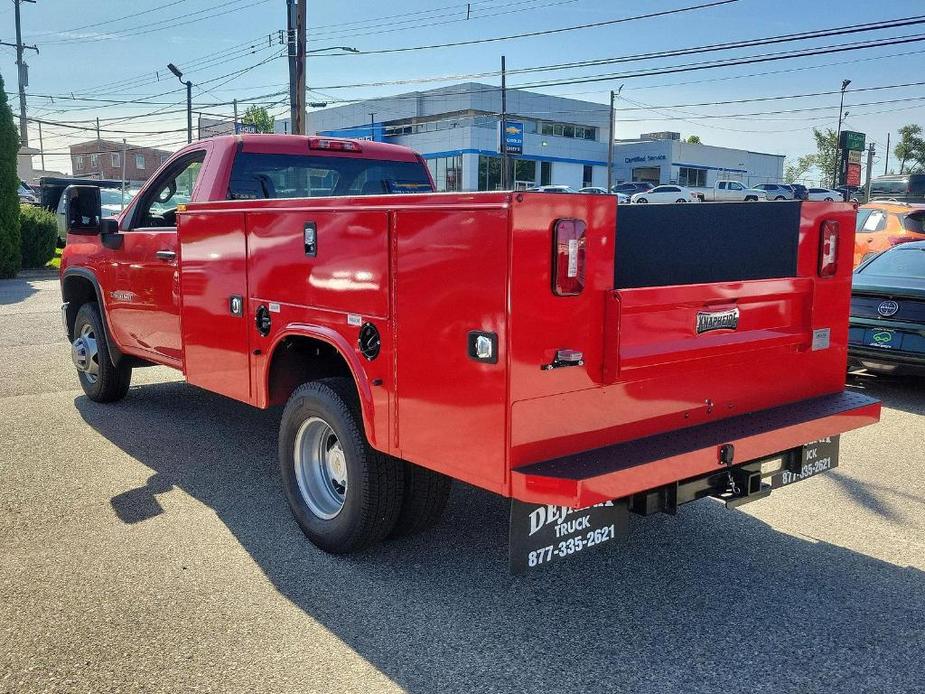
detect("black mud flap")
[509,499,628,575]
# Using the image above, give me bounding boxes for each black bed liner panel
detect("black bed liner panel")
[614,201,802,289]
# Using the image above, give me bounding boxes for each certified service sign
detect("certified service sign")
[509,499,627,574]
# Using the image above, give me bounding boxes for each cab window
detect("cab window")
[133,151,205,228]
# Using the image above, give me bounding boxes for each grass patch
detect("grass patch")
[47,247,62,270]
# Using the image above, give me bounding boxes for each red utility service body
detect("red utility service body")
[61,135,879,514]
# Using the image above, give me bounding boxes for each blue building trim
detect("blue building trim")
[421,148,607,167]
[672,161,748,174]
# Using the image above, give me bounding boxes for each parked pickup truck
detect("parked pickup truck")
[694,180,768,202]
[60,134,880,573]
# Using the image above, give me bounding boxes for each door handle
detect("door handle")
[155,250,176,261]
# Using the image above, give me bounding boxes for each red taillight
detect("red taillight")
[887,235,915,247]
[308,138,362,152]
[818,220,839,278]
[552,218,586,296]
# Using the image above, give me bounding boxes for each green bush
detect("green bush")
[19,204,57,268]
[0,72,20,278]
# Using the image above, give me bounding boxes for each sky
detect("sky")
[3,0,924,176]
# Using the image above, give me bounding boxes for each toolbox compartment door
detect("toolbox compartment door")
[178,211,253,403]
[392,206,510,493]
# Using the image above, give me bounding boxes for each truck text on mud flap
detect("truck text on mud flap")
[59,135,880,573]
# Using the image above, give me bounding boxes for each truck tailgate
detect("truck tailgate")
[508,198,862,488]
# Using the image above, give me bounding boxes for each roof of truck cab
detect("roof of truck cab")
[206,134,423,160]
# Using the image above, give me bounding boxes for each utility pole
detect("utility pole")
[833,78,850,188]
[369,112,375,140]
[864,142,875,202]
[120,138,127,208]
[37,119,44,170]
[233,98,239,133]
[11,0,39,147]
[500,55,508,190]
[286,0,307,135]
[96,117,101,178]
[883,132,890,175]
[607,90,615,192]
[606,85,622,191]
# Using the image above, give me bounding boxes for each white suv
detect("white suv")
[753,183,795,200]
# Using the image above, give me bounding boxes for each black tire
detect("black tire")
[636,198,648,204]
[279,378,403,554]
[745,196,758,201]
[72,303,132,403]
[388,461,452,538]
[675,198,686,203]
[824,197,835,202]
[775,196,785,200]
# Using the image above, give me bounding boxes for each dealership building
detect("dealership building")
[277,83,784,191]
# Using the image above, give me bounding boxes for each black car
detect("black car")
[835,185,866,203]
[611,182,654,194]
[786,183,809,200]
[848,240,925,376]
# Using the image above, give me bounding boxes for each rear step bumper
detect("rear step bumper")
[511,391,880,508]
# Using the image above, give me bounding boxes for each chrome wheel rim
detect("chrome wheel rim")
[72,323,100,384]
[293,417,347,520]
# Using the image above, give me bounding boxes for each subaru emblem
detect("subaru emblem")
[877,300,899,317]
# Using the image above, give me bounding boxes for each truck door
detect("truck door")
[107,151,206,366]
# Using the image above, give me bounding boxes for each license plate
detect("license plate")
[770,436,839,488]
[865,328,903,350]
[509,498,628,574]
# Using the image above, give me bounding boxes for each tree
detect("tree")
[241,105,274,133]
[0,72,20,279]
[785,154,816,183]
[811,128,839,184]
[685,135,702,144]
[894,124,924,174]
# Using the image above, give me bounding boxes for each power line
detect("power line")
[308,0,581,43]
[330,0,740,56]
[36,0,274,46]
[305,14,925,91]
[29,0,193,37]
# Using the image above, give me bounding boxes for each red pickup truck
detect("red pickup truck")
[60,134,880,573]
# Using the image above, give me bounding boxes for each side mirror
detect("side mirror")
[65,185,102,235]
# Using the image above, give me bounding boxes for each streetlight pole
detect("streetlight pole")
[168,63,193,143]
[833,79,850,188]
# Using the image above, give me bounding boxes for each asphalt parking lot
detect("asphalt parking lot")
[1,272,923,693]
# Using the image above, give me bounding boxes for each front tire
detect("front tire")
[675,198,686,203]
[279,378,403,554]
[72,303,131,403]
[636,198,648,204]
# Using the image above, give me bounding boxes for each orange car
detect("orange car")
[853,202,925,266]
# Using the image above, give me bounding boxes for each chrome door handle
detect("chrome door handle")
[155,250,176,261]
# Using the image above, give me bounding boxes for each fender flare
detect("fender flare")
[265,323,378,446]
[60,267,125,366]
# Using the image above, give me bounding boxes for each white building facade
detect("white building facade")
[277,83,784,192]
